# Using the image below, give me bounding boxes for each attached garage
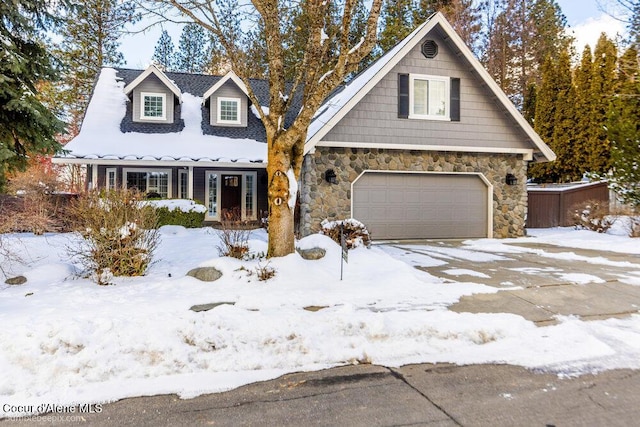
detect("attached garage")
[352,172,491,240]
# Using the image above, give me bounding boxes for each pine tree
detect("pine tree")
[152,30,176,72]
[550,50,579,181]
[0,0,66,190]
[587,34,617,175]
[608,46,640,206]
[529,57,556,180]
[573,44,595,178]
[378,0,413,53]
[529,52,578,181]
[57,0,137,135]
[481,0,571,109]
[175,24,209,73]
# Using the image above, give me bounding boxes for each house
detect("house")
[54,12,555,239]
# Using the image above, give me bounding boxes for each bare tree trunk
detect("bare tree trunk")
[266,133,303,258]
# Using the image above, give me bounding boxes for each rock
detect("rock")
[186,267,223,282]
[5,276,27,285]
[303,305,329,312]
[190,302,235,312]
[297,247,326,260]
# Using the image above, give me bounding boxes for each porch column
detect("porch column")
[188,166,194,199]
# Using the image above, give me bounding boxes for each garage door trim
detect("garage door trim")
[350,170,493,239]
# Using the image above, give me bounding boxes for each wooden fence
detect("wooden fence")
[526,181,609,228]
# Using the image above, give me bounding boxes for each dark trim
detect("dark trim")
[398,73,409,119]
[450,78,460,122]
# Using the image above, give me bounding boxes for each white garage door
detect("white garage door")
[352,172,489,239]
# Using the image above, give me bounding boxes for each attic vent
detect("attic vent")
[421,40,438,59]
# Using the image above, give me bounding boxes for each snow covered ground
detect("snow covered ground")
[1,224,639,417]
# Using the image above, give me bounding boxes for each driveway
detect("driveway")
[380,239,640,325]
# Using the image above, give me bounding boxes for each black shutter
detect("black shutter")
[398,74,409,119]
[450,77,460,122]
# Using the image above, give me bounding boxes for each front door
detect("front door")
[221,174,242,220]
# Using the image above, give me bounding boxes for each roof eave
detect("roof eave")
[122,64,182,101]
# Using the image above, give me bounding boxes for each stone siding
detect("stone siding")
[299,147,528,238]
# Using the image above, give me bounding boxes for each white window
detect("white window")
[217,97,241,124]
[105,168,117,190]
[123,168,172,198]
[140,92,166,120]
[409,74,449,120]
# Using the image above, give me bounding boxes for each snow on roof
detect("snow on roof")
[59,68,267,164]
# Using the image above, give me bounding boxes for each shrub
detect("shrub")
[68,189,159,284]
[569,199,617,233]
[148,200,206,228]
[3,160,73,234]
[255,261,276,281]
[320,218,371,249]
[216,208,251,259]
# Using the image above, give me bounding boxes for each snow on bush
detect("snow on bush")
[569,199,617,233]
[69,189,160,284]
[144,199,207,213]
[320,218,371,249]
[145,200,207,228]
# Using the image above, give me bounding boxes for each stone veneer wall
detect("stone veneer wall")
[299,147,528,238]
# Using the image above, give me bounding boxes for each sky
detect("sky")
[119,1,630,69]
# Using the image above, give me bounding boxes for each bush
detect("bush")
[2,160,73,234]
[216,208,251,259]
[149,200,206,228]
[155,207,204,228]
[569,199,617,233]
[320,218,371,249]
[68,189,159,284]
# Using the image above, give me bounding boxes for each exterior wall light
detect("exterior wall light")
[325,169,337,184]
[506,173,518,186]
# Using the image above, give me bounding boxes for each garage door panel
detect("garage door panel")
[353,172,488,240]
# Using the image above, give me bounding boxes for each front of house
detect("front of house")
[55,12,555,239]
[56,66,281,223]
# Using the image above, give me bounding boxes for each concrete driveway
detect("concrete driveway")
[381,240,640,326]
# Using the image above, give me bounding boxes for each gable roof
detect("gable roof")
[201,70,249,104]
[123,64,182,101]
[306,12,556,163]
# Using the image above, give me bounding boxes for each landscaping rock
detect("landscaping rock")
[186,267,223,282]
[190,302,235,312]
[5,276,27,285]
[297,247,326,260]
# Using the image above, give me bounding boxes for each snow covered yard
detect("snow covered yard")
[1,225,640,417]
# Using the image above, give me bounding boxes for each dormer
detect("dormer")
[123,64,182,124]
[202,71,249,128]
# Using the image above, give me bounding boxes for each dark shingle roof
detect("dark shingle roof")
[115,68,300,142]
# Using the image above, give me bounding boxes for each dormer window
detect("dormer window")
[217,97,241,124]
[141,92,166,120]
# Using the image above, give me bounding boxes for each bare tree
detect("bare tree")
[137,0,383,257]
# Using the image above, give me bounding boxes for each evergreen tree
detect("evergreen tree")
[550,50,578,181]
[0,0,66,190]
[529,52,577,181]
[529,57,557,180]
[587,34,617,175]
[608,46,640,206]
[152,30,176,71]
[176,24,209,73]
[378,0,413,53]
[573,44,595,177]
[481,0,571,109]
[57,0,137,135]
